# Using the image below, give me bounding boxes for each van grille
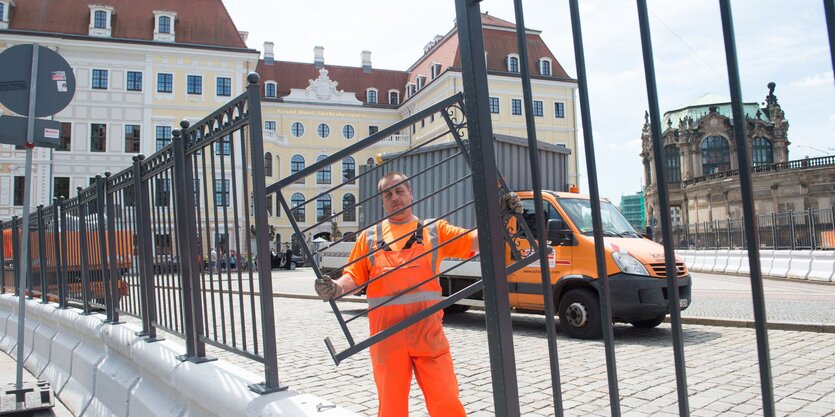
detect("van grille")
[649,262,687,277]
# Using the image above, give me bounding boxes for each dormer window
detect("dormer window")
[416,76,426,90]
[506,54,520,72]
[366,88,378,104]
[430,63,442,80]
[153,10,177,42]
[388,90,400,106]
[88,5,115,37]
[264,81,277,98]
[539,58,552,76]
[0,1,13,29]
[406,83,416,98]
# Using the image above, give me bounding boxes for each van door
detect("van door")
[509,198,573,310]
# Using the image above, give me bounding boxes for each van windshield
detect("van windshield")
[557,198,640,237]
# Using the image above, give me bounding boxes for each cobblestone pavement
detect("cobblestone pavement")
[206,294,835,417]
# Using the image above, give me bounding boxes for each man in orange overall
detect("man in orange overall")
[315,171,521,417]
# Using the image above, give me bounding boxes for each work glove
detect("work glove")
[500,191,523,215]
[314,276,342,301]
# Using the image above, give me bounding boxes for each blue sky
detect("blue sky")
[225,0,834,201]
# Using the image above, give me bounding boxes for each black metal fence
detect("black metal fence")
[664,207,835,250]
[1,73,281,393]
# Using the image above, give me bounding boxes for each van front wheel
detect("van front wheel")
[558,288,602,339]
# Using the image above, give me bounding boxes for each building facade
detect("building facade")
[642,83,835,229]
[619,192,645,230]
[255,14,579,248]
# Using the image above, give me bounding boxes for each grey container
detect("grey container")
[358,134,570,229]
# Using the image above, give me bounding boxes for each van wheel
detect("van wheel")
[630,314,666,329]
[289,261,297,270]
[558,288,602,339]
[443,304,471,315]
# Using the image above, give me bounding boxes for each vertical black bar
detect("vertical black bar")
[789,210,796,250]
[27,213,34,299]
[37,205,48,303]
[511,2,564,415]
[718,2,775,416]
[58,199,69,308]
[808,208,816,249]
[96,176,114,321]
[636,2,691,415]
[244,73,284,393]
[453,2,520,416]
[226,130,248,351]
[771,213,777,250]
[53,200,63,305]
[825,0,835,81]
[567,1,621,415]
[137,156,160,341]
[77,188,91,315]
[104,173,122,323]
[12,217,19,296]
[172,129,210,362]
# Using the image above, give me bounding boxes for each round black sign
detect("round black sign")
[0,44,76,117]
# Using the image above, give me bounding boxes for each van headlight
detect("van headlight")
[612,252,649,276]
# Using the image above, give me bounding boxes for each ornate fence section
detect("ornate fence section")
[666,207,835,250]
[1,73,281,393]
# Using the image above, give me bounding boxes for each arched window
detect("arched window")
[752,137,774,166]
[291,193,305,223]
[158,16,171,34]
[367,88,378,104]
[316,155,331,184]
[388,90,399,105]
[507,55,519,72]
[343,125,355,139]
[343,193,356,222]
[317,194,332,221]
[291,154,305,184]
[664,145,681,183]
[342,157,356,183]
[367,157,374,165]
[701,136,731,175]
[265,82,277,98]
[264,152,273,177]
[291,122,304,137]
[317,123,330,138]
[539,58,552,76]
[94,10,107,28]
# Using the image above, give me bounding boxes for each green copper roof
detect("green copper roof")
[662,93,765,128]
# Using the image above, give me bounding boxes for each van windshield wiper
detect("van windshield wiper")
[603,230,626,237]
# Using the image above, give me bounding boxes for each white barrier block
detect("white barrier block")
[1,311,19,353]
[691,251,705,271]
[769,250,793,278]
[737,251,751,275]
[702,250,717,272]
[60,316,106,414]
[807,251,835,282]
[711,250,729,273]
[43,328,80,394]
[725,250,744,274]
[29,317,57,377]
[787,250,813,280]
[758,250,774,276]
[86,353,141,417]
[682,251,696,270]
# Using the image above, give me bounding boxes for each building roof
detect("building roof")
[663,93,765,127]
[2,0,249,50]
[255,13,574,107]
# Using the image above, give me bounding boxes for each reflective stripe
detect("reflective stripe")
[366,227,376,268]
[367,290,443,308]
[425,219,439,275]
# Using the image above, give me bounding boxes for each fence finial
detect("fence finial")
[247,72,260,84]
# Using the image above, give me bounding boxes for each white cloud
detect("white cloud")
[789,72,835,88]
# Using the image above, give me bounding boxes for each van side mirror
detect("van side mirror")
[547,219,572,246]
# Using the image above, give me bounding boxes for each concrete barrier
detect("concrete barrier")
[691,250,706,271]
[769,250,793,278]
[758,250,774,276]
[702,250,718,272]
[710,250,729,273]
[787,250,814,280]
[0,295,360,417]
[807,251,835,282]
[724,250,744,274]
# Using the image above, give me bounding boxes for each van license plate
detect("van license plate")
[679,299,689,308]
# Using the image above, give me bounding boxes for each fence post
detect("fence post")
[714,219,720,249]
[12,217,19,296]
[771,213,777,249]
[55,198,67,308]
[36,205,48,303]
[789,210,796,250]
[808,208,816,249]
[242,74,284,393]
[171,129,211,362]
[133,155,161,341]
[103,172,123,324]
[94,175,114,321]
[27,213,34,300]
[727,217,732,248]
[77,187,92,315]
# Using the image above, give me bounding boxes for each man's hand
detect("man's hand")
[314,276,342,301]
[500,191,523,215]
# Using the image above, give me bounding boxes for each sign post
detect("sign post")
[0,43,75,412]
